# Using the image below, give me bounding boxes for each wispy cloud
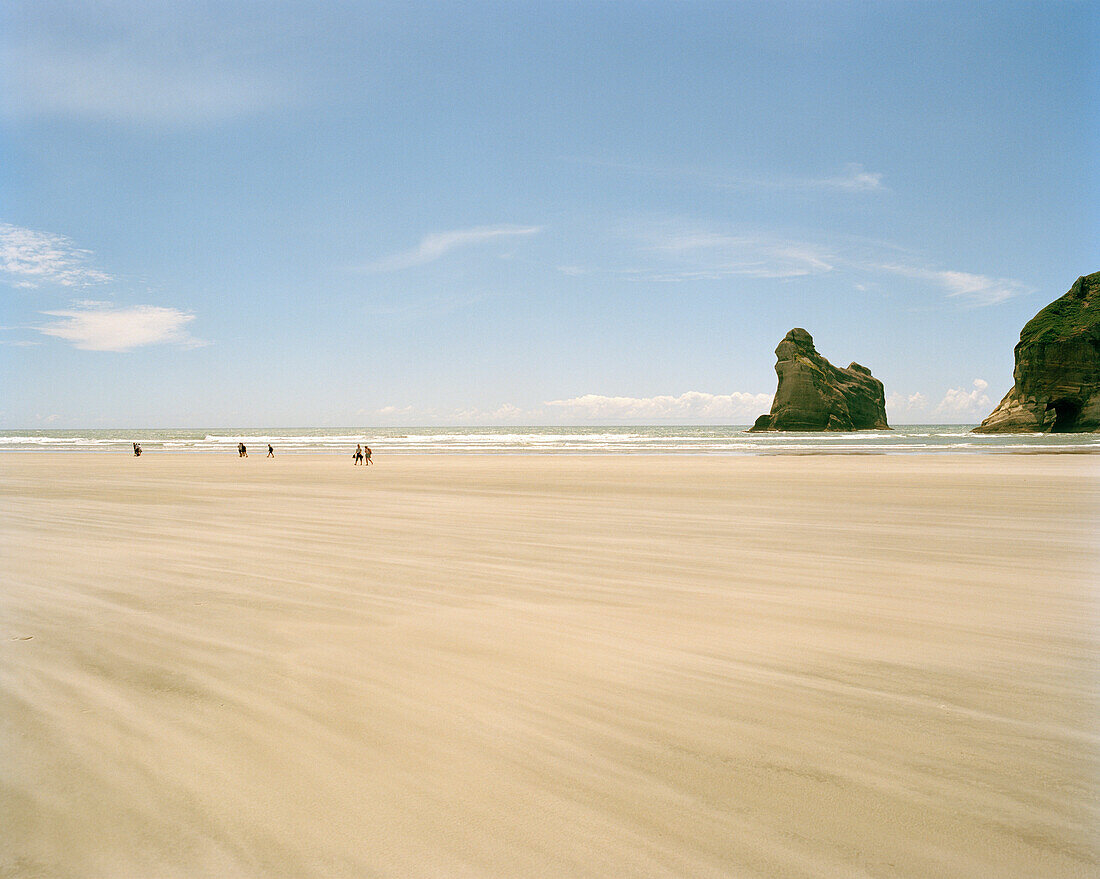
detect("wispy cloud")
[646,230,834,279]
[809,164,885,192]
[609,223,835,281]
[710,162,885,193]
[361,225,541,272]
[562,218,1028,308]
[875,264,1031,306]
[2,41,292,125]
[1,222,113,288]
[567,157,886,193]
[935,272,1030,306]
[544,391,773,421]
[36,303,204,352]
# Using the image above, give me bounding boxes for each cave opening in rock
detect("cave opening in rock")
[1049,398,1082,433]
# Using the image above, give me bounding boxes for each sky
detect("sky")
[1,0,1097,427]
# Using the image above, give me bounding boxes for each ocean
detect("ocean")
[1,425,1098,455]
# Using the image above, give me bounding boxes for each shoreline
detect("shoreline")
[3,446,1100,458]
[4,425,1100,459]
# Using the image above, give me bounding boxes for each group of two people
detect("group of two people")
[354,444,372,465]
[237,443,275,457]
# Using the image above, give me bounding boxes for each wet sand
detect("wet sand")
[1,453,1097,878]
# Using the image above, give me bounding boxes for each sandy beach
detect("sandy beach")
[1,453,1097,878]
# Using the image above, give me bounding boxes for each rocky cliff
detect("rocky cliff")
[749,328,890,431]
[974,272,1100,433]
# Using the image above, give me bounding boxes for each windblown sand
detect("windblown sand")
[2,453,1097,878]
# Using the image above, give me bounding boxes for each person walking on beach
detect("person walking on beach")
[238,442,248,457]
[133,442,142,457]
[353,444,363,465]
[363,444,372,465]
[267,444,274,457]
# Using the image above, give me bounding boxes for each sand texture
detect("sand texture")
[2,453,1098,878]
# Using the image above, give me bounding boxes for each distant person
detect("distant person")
[353,444,363,465]
[133,442,142,457]
[364,444,372,465]
[267,444,274,457]
[238,442,248,457]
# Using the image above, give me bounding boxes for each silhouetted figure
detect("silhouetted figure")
[133,442,142,457]
[238,442,248,457]
[267,444,274,457]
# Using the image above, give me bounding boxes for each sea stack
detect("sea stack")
[749,328,889,431]
[974,271,1100,433]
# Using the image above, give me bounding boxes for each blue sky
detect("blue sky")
[2,0,1096,427]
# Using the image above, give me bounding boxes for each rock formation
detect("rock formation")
[974,272,1100,433]
[749,328,890,431]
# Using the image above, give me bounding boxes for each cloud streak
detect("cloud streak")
[362,225,541,272]
[708,162,885,193]
[568,158,886,193]
[810,164,885,192]
[876,264,1031,306]
[642,229,835,280]
[1,223,113,288]
[612,221,1029,306]
[37,303,203,351]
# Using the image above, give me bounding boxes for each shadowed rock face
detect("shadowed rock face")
[749,328,890,431]
[974,272,1100,433]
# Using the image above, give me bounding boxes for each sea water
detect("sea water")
[1,426,1097,454]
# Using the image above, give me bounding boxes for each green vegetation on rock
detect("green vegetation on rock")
[1019,272,1100,344]
[974,272,1100,433]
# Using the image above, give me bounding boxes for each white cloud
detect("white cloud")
[544,391,773,422]
[362,225,541,272]
[887,381,994,422]
[37,304,203,351]
[2,42,290,124]
[935,379,992,418]
[1,222,113,288]
[886,391,930,420]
